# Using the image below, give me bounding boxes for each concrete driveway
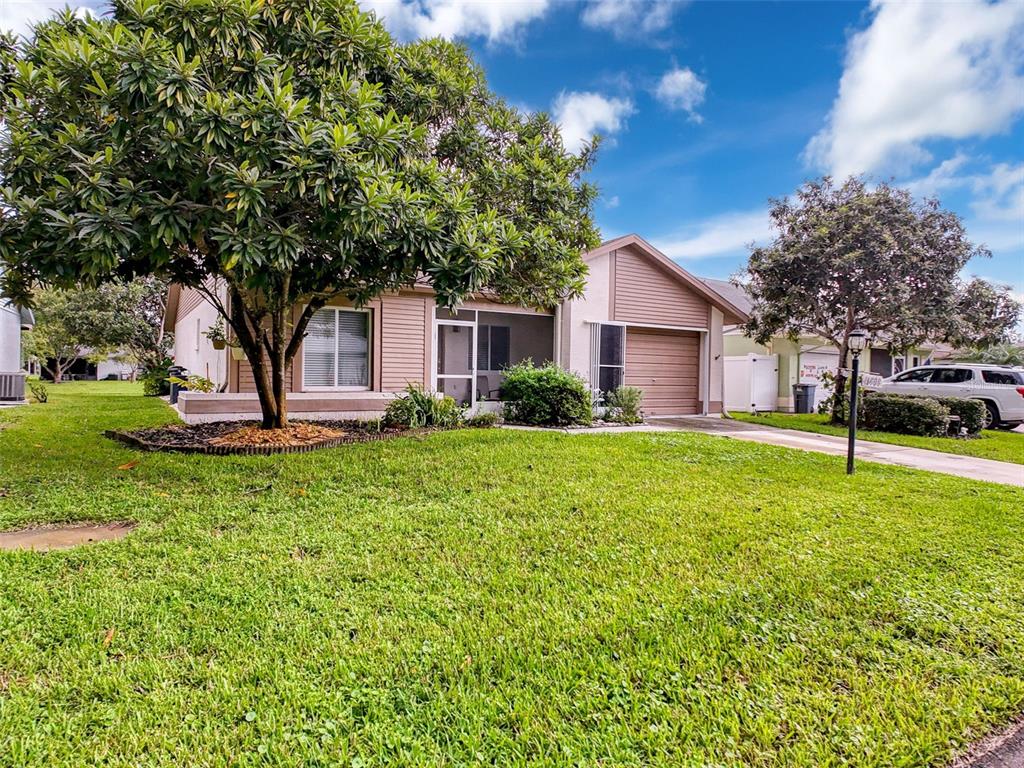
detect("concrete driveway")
[649,417,1024,487]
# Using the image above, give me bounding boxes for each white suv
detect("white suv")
[874,364,1024,430]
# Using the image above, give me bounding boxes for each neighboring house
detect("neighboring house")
[701,278,953,413]
[38,352,137,382]
[163,234,748,423]
[0,293,34,402]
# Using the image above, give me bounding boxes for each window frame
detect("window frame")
[893,368,933,383]
[591,323,626,397]
[982,369,1022,385]
[928,367,974,385]
[477,324,512,372]
[301,306,372,392]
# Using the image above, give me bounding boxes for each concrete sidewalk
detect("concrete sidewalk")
[649,417,1024,487]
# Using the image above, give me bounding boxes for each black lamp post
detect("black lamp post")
[846,329,868,475]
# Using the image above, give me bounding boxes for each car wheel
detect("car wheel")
[981,401,999,430]
[993,421,1021,431]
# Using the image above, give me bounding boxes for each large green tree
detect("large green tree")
[0,0,598,427]
[741,177,1019,423]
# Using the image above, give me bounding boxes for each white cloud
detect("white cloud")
[552,91,634,154]
[654,66,706,121]
[0,1,98,37]
[581,0,679,38]
[652,209,774,261]
[807,0,1024,178]
[605,195,620,209]
[360,0,549,43]
[905,155,1024,254]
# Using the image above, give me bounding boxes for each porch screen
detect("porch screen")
[302,308,369,388]
[591,324,624,395]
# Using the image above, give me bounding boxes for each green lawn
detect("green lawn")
[729,411,1024,465]
[1,383,1022,767]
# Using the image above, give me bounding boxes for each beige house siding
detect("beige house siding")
[612,244,710,329]
[380,293,430,391]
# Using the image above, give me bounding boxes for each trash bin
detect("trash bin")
[168,365,188,405]
[793,383,817,414]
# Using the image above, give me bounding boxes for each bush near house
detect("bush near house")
[384,385,464,429]
[501,361,592,427]
[862,393,949,436]
[604,386,644,424]
[140,357,173,397]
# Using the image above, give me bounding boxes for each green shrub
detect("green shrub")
[140,358,172,397]
[385,384,464,429]
[604,386,644,424]
[501,361,591,426]
[28,381,47,403]
[465,411,500,428]
[935,397,986,435]
[167,374,215,393]
[862,392,949,436]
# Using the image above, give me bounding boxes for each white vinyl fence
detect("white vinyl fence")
[724,354,779,412]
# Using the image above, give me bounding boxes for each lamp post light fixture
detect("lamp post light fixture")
[846,329,869,475]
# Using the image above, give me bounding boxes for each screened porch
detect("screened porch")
[434,308,555,407]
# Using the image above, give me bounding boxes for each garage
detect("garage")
[625,327,701,415]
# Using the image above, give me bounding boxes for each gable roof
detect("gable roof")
[699,277,753,317]
[585,234,749,323]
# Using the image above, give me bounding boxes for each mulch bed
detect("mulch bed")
[105,420,424,455]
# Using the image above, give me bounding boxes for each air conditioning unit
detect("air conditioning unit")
[0,372,27,401]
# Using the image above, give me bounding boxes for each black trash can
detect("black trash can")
[792,383,817,414]
[168,365,188,405]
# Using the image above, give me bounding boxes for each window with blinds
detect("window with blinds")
[476,325,511,371]
[302,308,370,388]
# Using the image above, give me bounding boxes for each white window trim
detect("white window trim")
[302,306,372,392]
[591,323,626,397]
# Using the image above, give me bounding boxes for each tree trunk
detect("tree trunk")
[52,361,63,384]
[829,341,849,425]
[269,302,289,430]
[223,283,330,430]
[829,307,857,425]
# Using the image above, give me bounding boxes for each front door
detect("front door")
[435,320,476,406]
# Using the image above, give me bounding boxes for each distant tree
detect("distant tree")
[94,278,173,379]
[23,288,118,382]
[952,342,1024,367]
[948,278,1022,349]
[741,177,1008,423]
[0,1,598,428]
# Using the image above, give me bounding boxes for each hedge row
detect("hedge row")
[860,392,986,437]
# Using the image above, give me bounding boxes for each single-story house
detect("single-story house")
[701,278,953,413]
[164,234,748,423]
[0,290,34,402]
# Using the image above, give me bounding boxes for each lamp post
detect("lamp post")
[846,329,868,475]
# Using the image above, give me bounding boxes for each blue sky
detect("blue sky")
[4,0,1022,297]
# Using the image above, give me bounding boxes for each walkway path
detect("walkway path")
[648,417,1024,487]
